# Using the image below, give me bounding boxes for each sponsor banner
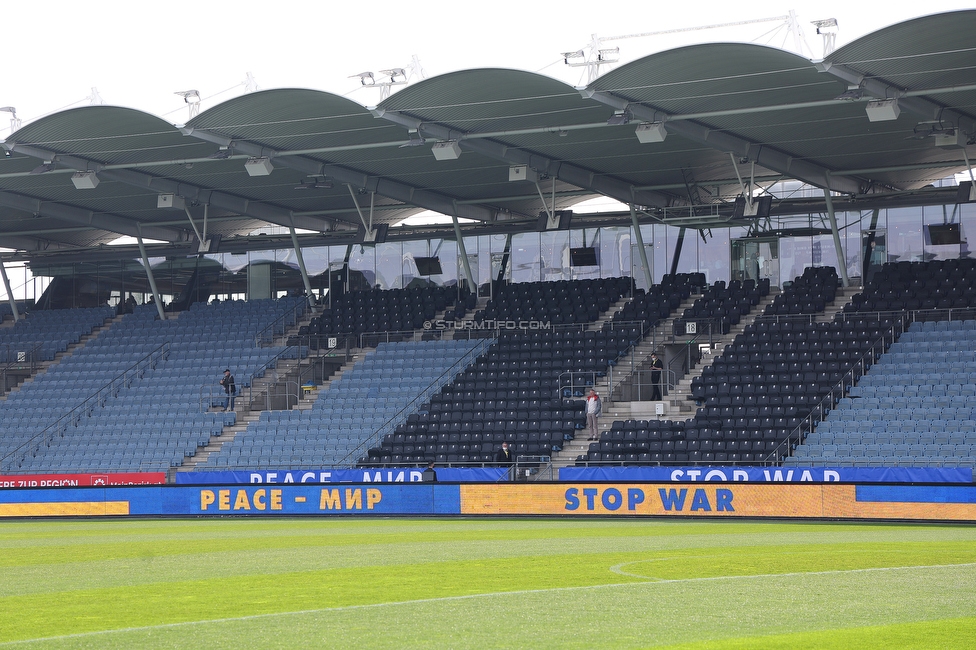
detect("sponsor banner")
[0,473,166,489]
[459,483,976,521]
[174,467,506,485]
[558,466,974,484]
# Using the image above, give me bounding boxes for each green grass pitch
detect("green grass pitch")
[1,518,975,648]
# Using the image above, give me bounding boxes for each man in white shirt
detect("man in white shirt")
[586,389,602,441]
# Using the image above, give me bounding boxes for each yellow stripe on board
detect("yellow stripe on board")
[0,501,130,517]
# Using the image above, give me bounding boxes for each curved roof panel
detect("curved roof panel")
[0,11,972,262]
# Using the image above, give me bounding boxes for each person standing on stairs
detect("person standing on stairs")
[650,352,664,401]
[220,369,237,412]
[586,389,602,441]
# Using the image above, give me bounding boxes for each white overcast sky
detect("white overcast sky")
[1,1,973,137]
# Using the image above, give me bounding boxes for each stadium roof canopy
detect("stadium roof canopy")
[1,10,974,264]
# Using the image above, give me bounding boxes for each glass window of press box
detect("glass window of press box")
[9,193,976,308]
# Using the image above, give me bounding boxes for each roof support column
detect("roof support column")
[451,203,476,295]
[822,183,849,288]
[630,205,653,290]
[862,208,881,283]
[669,227,686,278]
[0,262,20,322]
[289,226,315,306]
[137,234,166,321]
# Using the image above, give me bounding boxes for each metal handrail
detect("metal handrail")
[200,379,250,414]
[264,380,300,411]
[1,341,43,394]
[255,299,309,347]
[0,342,171,473]
[759,311,908,466]
[337,335,497,466]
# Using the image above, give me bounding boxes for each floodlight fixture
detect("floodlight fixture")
[607,111,630,126]
[70,171,99,190]
[597,47,619,63]
[431,140,461,160]
[379,68,407,83]
[562,49,584,65]
[865,99,900,122]
[175,90,200,103]
[244,157,274,176]
[351,72,375,86]
[0,106,20,132]
[174,90,201,119]
[811,18,838,32]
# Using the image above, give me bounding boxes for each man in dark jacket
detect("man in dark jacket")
[495,441,514,466]
[220,369,237,412]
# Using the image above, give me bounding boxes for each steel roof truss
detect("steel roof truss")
[581,89,863,196]
[371,108,675,210]
[0,189,183,243]
[3,141,329,235]
[180,127,496,223]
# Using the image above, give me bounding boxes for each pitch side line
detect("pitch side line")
[3,562,976,646]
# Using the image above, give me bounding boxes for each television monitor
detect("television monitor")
[360,223,389,243]
[537,210,573,231]
[732,195,772,219]
[570,247,598,266]
[413,257,442,276]
[928,223,961,245]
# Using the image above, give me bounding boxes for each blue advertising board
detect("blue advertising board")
[1,482,976,521]
[558,466,974,483]
[174,467,506,485]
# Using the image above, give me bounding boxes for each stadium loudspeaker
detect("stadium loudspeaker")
[431,141,461,160]
[70,171,99,190]
[865,99,900,122]
[635,122,667,143]
[157,193,186,210]
[244,157,274,176]
[509,164,539,182]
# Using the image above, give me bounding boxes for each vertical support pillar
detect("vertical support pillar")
[451,210,475,295]
[0,261,20,321]
[862,208,881,282]
[630,205,653,289]
[669,227,686,277]
[137,235,166,320]
[823,184,850,288]
[289,226,314,305]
